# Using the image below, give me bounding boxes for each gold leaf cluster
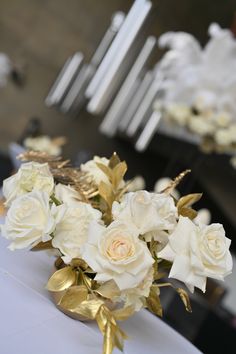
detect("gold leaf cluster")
[177,193,202,219]
[96,153,128,224]
[46,262,134,354]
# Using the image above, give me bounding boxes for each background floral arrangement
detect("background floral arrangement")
[1,151,233,354]
[154,23,236,159]
[23,135,66,157]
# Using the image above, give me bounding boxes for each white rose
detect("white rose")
[80,156,110,185]
[1,191,55,250]
[117,267,154,311]
[158,216,232,292]
[214,112,231,128]
[52,202,102,263]
[81,220,154,291]
[166,103,191,126]
[112,191,177,241]
[215,129,233,146]
[189,115,215,136]
[54,183,81,206]
[24,136,61,156]
[3,162,54,207]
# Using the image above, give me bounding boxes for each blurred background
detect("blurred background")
[0,1,236,353]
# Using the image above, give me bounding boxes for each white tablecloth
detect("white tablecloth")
[0,237,201,354]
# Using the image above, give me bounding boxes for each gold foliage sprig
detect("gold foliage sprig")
[18,151,98,202]
[46,263,134,354]
[177,193,202,219]
[162,169,191,195]
[96,153,128,224]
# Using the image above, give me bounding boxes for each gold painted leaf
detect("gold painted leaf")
[96,305,127,354]
[108,153,121,169]
[146,285,163,317]
[70,258,88,270]
[73,298,104,319]
[46,266,76,292]
[177,193,202,220]
[112,162,127,189]
[179,206,198,219]
[98,181,114,208]
[31,240,53,251]
[177,193,202,210]
[58,285,88,310]
[112,305,135,321]
[103,321,113,354]
[96,163,113,182]
[162,169,191,194]
[154,271,167,280]
[96,280,120,299]
[176,288,192,313]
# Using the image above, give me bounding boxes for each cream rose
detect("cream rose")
[166,103,191,126]
[117,267,154,311]
[215,129,233,146]
[54,183,81,206]
[158,216,232,292]
[81,220,154,291]
[80,156,110,185]
[112,191,177,242]
[24,136,61,156]
[52,202,102,263]
[3,162,54,206]
[188,115,215,136]
[1,190,55,250]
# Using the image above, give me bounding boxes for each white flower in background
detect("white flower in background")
[0,53,11,87]
[154,177,180,200]
[112,191,177,241]
[188,115,215,136]
[215,128,234,146]
[166,103,191,126]
[158,23,236,116]
[1,191,55,250]
[81,220,154,291]
[194,208,211,225]
[127,175,146,192]
[214,112,232,128]
[80,156,110,185]
[52,203,102,263]
[54,183,81,206]
[24,136,62,156]
[155,23,236,150]
[158,216,232,292]
[3,162,54,207]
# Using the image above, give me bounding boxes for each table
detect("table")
[0,236,201,354]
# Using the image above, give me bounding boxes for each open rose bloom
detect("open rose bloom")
[154,23,236,157]
[1,151,233,354]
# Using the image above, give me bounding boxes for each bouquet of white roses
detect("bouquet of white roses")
[1,151,232,354]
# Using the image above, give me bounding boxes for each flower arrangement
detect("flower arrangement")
[154,23,236,157]
[23,135,66,156]
[1,151,233,354]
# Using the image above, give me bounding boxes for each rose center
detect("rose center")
[206,234,224,257]
[106,237,134,261]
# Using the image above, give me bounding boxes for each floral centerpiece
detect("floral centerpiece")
[154,23,236,161]
[1,151,233,354]
[23,135,66,157]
